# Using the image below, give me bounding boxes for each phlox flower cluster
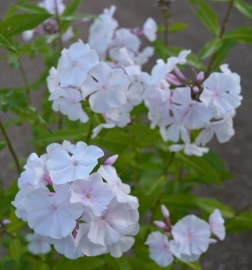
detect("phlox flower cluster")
[142,54,242,156]
[22,0,74,42]
[47,5,156,138]
[46,5,242,156]
[145,206,225,267]
[12,141,139,259]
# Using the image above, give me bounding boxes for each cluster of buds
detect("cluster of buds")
[12,141,139,259]
[145,205,225,267]
[22,0,74,42]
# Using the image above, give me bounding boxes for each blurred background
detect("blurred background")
[0,0,252,269]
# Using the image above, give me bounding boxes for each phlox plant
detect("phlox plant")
[0,0,252,269]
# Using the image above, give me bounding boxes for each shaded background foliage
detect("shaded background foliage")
[0,0,252,269]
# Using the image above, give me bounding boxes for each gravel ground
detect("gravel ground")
[1,0,252,269]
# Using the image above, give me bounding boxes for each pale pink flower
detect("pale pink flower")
[106,223,140,257]
[81,62,127,113]
[145,231,174,267]
[47,142,104,184]
[26,233,51,255]
[57,41,99,87]
[26,184,83,239]
[87,198,130,246]
[46,234,84,259]
[169,143,209,156]
[171,215,211,256]
[76,223,107,256]
[209,209,226,241]
[70,173,114,216]
[143,18,157,42]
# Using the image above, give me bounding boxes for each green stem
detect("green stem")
[206,0,234,76]
[86,121,93,144]
[19,61,31,105]
[58,113,63,130]
[0,118,21,175]
[226,201,252,224]
[54,0,63,54]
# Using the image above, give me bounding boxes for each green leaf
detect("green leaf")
[184,261,202,270]
[15,3,50,14]
[9,238,22,263]
[189,0,220,36]
[60,0,83,32]
[0,33,21,55]
[168,22,189,33]
[176,152,222,185]
[0,14,52,38]
[234,1,252,21]
[162,194,234,218]
[105,255,132,270]
[223,26,252,44]
[210,39,236,70]
[0,140,7,151]
[226,211,252,234]
[199,38,223,59]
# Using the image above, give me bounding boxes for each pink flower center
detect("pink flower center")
[72,61,78,67]
[51,205,57,211]
[72,160,79,166]
[86,193,92,198]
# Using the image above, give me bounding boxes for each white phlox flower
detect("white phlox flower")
[145,231,174,267]
[46,234,84,259]
[169,143,209,156]
[81,62,127,113]
[57,41,99,87]
[177,50,191,65]
[88,5,118,59]
[47,67,59,94]
[70,173,115,216]
[196,110,235,146]
[172,87,212,130]
[106,223,140,258]
[47,141,104,184]
[13,143,139,259]
[200,72,242,118]
[209,209,226,241]
[87,198,131,246]
[170,240,200,262]
[171,215,211,256]
[38,0,65,15]
[76,223,107,256]
[98,165,139,210]
[91,122,116,138]
[143,18,157,42]
[26,233,51,255]
[25,184,83,239]
[109,28,141,62]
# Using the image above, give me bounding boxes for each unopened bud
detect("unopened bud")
[196,71,204,82]
[2,219,10,225]
[161,204,170,218]
[192,86,199,92]
[154,220,167,230]
[104,155,118,166]
[209,238,217,244]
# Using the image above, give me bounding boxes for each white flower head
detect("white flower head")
[145,231,174,267]
[47,141,104,184]
[57,41,99,87]
[26,233,51,255]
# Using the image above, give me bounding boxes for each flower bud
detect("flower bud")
[192,86,199,92]
[154,220,168,230]
[196,71,204,82]
[104,155,119,166]
[161,204,170,218]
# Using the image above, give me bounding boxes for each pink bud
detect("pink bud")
[209,238,217,244]
[193,86,199,92]
[104,155,119,166]
[2,219,10,225]
[174,66,186,80]
[196,71,204,82]
[161,204,170,218]
[154,220,167,230]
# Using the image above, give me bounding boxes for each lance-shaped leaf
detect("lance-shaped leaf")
[234,0,252,21]
[0,33,21,55]
[199,38,223,59]
[0,14,52,37]
[14,3,50,14]
[189,0,220,36]
[223,26,252,44]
